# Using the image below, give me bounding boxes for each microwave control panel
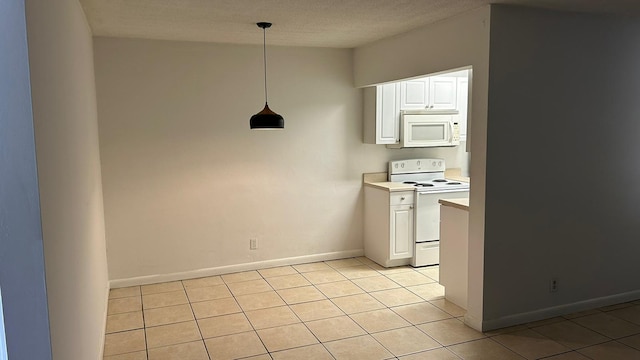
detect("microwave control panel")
[452,122,460,142]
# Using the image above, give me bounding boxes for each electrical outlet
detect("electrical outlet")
[250,238,257,250]
[550,278,559,293]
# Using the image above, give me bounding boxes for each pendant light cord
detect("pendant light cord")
[263,27,268,104]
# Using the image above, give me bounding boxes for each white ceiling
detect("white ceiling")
[79,0,640,48]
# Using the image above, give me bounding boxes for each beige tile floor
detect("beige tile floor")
[104,257,640,360]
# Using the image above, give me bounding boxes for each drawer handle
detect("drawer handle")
[401,197,405,200]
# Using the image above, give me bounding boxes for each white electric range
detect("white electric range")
[389,159,470,267]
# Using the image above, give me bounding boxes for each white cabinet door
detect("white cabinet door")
[454,77,469,141]
[390,204,414,260]
[429,76,457,110]
[364,84,400,145]
[401,77,457,110]
[375,83,401,144]
[400,79,429,110]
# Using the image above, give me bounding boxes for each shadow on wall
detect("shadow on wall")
[0,287,7,360]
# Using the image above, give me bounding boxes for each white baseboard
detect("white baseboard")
[463,312,483,332]
[482,289,640,331]
[110,249,364,288]
[98,280,109,359]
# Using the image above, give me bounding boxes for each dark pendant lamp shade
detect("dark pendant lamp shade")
[250,103,284,129]
[250,22,284,130]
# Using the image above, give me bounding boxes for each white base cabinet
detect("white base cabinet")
[364,187,414,267]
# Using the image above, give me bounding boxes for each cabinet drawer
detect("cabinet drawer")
[390,192,414,206]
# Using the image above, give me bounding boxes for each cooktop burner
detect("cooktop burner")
[416,183,434,187]
[446,182,461,185]
[433,179,447,183]
[403,181,418,184]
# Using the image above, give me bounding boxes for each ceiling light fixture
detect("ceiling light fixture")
[250,22,284,130]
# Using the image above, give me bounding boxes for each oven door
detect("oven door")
[413,189,469,266]
[401,114,456,148]
[415,190,468,242]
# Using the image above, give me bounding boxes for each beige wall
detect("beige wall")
[354,6,491,330]
[94,37,465,282]
[26,0,109,359]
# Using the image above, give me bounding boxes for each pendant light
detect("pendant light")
[250,22,284,130]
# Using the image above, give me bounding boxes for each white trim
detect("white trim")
[482,289,640,331]
[110,249,364,288]
[98,281,109,359]
[463,312,483,332]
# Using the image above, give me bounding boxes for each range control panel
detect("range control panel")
[388,158,445,175]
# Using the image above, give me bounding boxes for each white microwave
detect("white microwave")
[388,110,460,148]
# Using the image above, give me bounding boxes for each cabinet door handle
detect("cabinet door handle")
[410,205,414,209]
[401,197,405,200]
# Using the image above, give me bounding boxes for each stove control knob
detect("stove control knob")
[432,161,436,166]
[438,161,442,167]
[401,163,405,168]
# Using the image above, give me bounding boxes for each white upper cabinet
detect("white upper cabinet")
[400,78,429,109]
[400,76,457,111]
[454,77,469,141]
[429,77,457,110]
[363,83,401,144]
[363,69,469,146]
[378,83,401,144]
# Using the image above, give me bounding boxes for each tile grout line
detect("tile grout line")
[121,261,447,358]
[261,258,370,358]
[183,279,214,360]
[142,280,209,357]
[245,279,284,359]
[318,260,440,359]
[526,316,614,351]
[140,287,149,360]
[336,263,499,358]
[275,263,338,357]
[312,258,374,360]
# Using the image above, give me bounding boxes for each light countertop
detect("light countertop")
[444,168,470,183]
[363,172,416,192]
[439,198,469,211]
[364,181,416,192]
